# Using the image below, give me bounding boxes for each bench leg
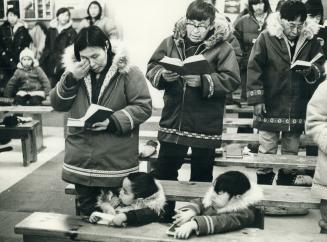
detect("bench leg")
[21,133,35,166]
[31,114,45,151]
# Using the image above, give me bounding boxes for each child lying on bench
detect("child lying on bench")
[172,171,263,239]
[89,172,166,227]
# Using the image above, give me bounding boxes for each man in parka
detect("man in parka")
[147,0,240,218]
[247,0,325,187]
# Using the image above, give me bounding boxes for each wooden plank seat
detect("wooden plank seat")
[139,131,315,146]
[142,151,317,171]
[15,212,326,242]
[0,106,54,150]
[141,117,253,129]
[0,120,39,166]
[225,104,253,114]
[65,180,320,212]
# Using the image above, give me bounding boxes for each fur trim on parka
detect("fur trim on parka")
[266,12,320,40]
[202,182,263,214]
[61,40,130,103]
[173,13,232,49]
[96,180,166,215]
[49,18,74,32]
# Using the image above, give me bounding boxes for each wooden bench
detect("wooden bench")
[144,152,316,170]
[65,180,320,216]
[0,120,39,166]
[0,106,54,150]
[15,212,326,242]
[225,104,253,114]
[139,131,315,146]
[141,117,253,129]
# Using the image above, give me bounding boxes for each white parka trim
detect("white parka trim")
[202,182,263,214]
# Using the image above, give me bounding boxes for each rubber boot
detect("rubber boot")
[256,168,275,185]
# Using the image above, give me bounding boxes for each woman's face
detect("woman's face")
[89,4,100,18]
[119,178,135,206]
[252,1,265,15]
[79,46,107,73]
[57,11,70,26]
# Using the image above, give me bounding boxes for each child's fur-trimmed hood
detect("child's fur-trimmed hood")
[266,12,320,40]
[49,18,73,31]
[202,182,263,214]
[97,180,166,215]
[173,13,232,49]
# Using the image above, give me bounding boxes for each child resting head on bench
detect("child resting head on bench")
[172,171,263,239]
[89,172,166,227]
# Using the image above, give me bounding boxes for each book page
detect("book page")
[83,104,113,121]
[183,54,206,64]
[159,56,183,67]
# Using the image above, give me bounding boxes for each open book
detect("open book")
[291,53,323,70]
[67,104,113,128]
[159,55,211,75]
[225,144,243,159]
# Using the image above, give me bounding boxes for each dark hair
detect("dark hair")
[74,26,113,64]
[56,7,71,18]
[86,1,103,25]
[248,0,272,15]
[126,172,158,199]
[213,171,251,197]
[186,0,216,24]
[280,0,307,22]
[305,0,324,24]
[7,7,19,18]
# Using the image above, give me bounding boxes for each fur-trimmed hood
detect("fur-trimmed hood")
[49,18,73,32]
[266,12,320,40]
[202,182,263,214]
[4,19,28,34]
[61,40,130,103]
[97,180,166,215]
[173,13,232,49]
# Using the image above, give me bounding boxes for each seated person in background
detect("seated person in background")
[172,171,263,239]
[89,172,166,227]
[4,48,51,105]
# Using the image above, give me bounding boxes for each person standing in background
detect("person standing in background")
[77,1,121,40]
[0,8,31,95]
[40,7,76,87]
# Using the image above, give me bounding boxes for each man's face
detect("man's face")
[281,16,304,41]
[7,12,18,26]
[57,11,70,26]
[186,19,212,43]
[252,1,265,15]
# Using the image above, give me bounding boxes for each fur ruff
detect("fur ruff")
[97,180,166,215]
[202,182,263,214]
[61,41,130,103]
[266,12,320,40]
[173,13,232,49]
[49,18,73,31]
[17,60,39,69]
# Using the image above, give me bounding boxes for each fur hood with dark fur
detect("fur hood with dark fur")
[96,180,166,215]
[173,13,232,49]
[202,182,263,214]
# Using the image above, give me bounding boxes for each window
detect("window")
[1,0,53,20]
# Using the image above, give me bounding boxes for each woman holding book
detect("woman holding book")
[50,26,152,216]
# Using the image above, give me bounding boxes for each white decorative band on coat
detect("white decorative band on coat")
[121,109,134,130]
[63,163,139,175]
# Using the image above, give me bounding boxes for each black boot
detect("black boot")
[256,168,276,185]
[276,168,298,186]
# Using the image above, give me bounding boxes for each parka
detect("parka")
[96,180,166,226]
[50,43,152,188]
[40,19,77,83]
[146,17,240,148]
[4,59,51,97]
[247,13,325,132]
[181,183,263,235]
[306,77,327,200]
[0,20,32,82]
